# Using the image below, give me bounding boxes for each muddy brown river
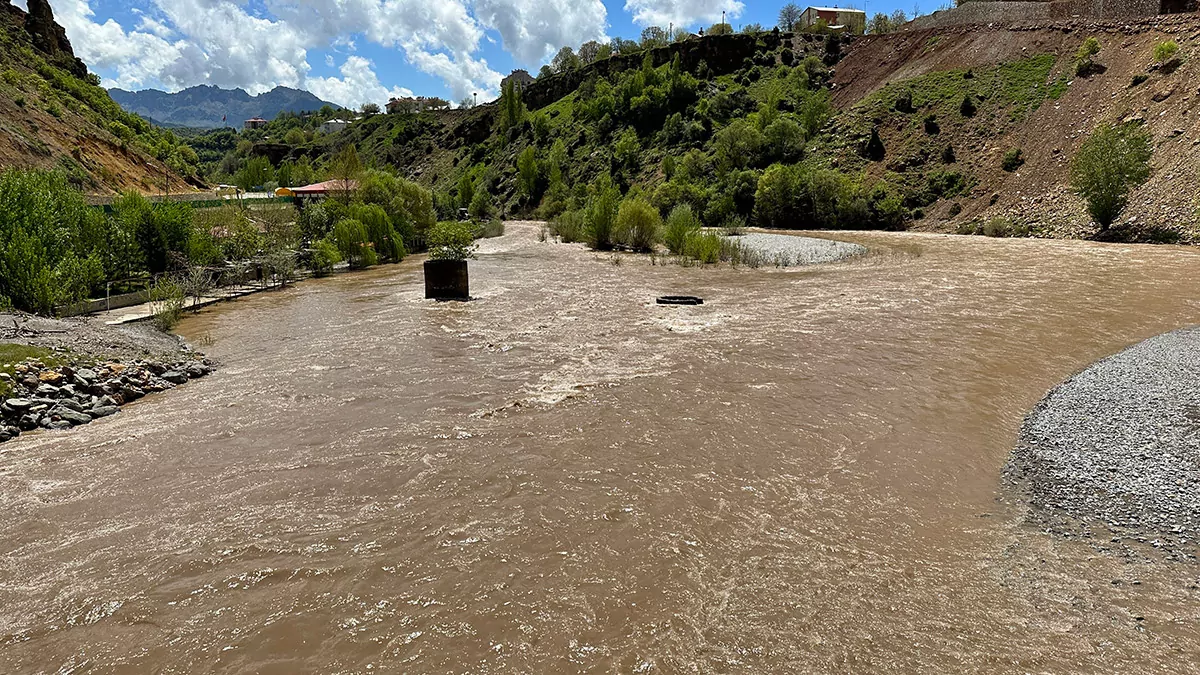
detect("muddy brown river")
[3,223,1200,673]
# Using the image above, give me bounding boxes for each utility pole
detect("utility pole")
[473,92,477,107]
[722,10,726,31]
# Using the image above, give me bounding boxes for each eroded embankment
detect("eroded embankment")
[0,312,212,444]
[1005,326,1200,560]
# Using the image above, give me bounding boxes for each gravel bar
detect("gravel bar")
[1004,326,1200,559]
[727,233,866,265]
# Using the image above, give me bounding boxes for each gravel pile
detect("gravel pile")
[728,233,867,266]
[1004,326,1200,559]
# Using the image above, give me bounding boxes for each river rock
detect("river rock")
[46,420,73,431]
[37,370,63,384]
[73,369,98,386]
[34,384,59,398]
[185,363,210,378]
[161,371,188,385]
[2,398,33,414]
[52,406,92,426]
[57,398,85,413]
[88,406,118,419]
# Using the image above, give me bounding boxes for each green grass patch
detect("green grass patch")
[0,343,63,398]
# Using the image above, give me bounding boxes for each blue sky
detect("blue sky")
[29,0,911,108]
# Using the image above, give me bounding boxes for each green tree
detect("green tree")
[663,204,701,254]
[517,146,541,198]
[551,46,582,73]
[779,2,802,30]
[1070,123,1153,230]
[500,78,526,131]
[469,189,495,221]
[332,218,377,269]
[615,197,662,251]
[457,173,476,211]
[427,221,478,261]
[584,174,621,249]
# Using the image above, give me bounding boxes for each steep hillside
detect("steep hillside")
[833,16,1200,241]
[0,0,199,194]
[110,85,339,129]
[195,16,1200,243]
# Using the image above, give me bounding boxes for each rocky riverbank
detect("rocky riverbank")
[0,312,211,444]
[1004,326,1200,561]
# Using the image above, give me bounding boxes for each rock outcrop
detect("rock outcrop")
[19,0,87,77]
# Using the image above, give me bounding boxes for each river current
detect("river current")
[3,223,1200,673]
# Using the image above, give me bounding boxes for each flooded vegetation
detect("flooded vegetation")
[3,224,1200,672]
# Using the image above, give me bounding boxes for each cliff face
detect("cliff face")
[0,0,195,193]
[12,0,87,77]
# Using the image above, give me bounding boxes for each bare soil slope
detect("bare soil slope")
[834,17,1200,240]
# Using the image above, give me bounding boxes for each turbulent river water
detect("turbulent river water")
[4,222,1200,673]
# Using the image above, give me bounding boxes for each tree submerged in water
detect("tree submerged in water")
[427,222,478,261]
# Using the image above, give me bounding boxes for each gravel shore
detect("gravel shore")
[1004,326,1200,560]
[727,233,867,266]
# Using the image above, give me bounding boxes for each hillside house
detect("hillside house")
[319,118,349,134]
[799,6,866,33]
[502,69,535,92]
[243,117,267,130]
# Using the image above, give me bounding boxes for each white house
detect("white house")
[319,119,350,134]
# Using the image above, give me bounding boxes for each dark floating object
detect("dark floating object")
[656,295,704,306]
[424,260,470,300]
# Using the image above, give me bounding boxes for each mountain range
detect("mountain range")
[108,85,338,129]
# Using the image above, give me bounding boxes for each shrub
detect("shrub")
[1071,122,1153,229]
[552,209,586,243]
[941,144,956,163]
[427,221,478,261]
[1130,74,1149,87]
[663,204,701,254]
[310,238,342,276]
[468,189,495,221]
[1075,37,1101,76]
[584,177,621,249]
[475,219,505,239]
[982,217,1031,238]
[1154,40,1178,64]
[1001,148,1025,172]
[149,276,185,331]
[615,197,662,252]
[959,95,976,117]
[682,230,723,263]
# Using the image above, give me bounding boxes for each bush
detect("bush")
[959,95,976,117]
[149,276,185,331]
[310,238,342,277]
[1130,74,1149,87]
[427,221,478,261]
[1154,40,1178,64]
[468,189,495,221]
[682,230,723,263]
[584,177,621,249]
[475,219,505,239]
[552,209,587,243]
[1001,148,1025,172]
[1071,122,1153,229]
[615,197,662,251]
[663,204,701,254]
[1075,37,1101,76]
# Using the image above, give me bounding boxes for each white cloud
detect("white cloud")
[46,0,504,103]
[474,0,608,66]
[623,0,744,28]
[306,55,413,108]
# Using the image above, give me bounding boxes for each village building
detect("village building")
[319,118,350,134]
[243,117,267,130]
[290,179,359,209]
[501,69,535,93]
[799,6,867,33]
